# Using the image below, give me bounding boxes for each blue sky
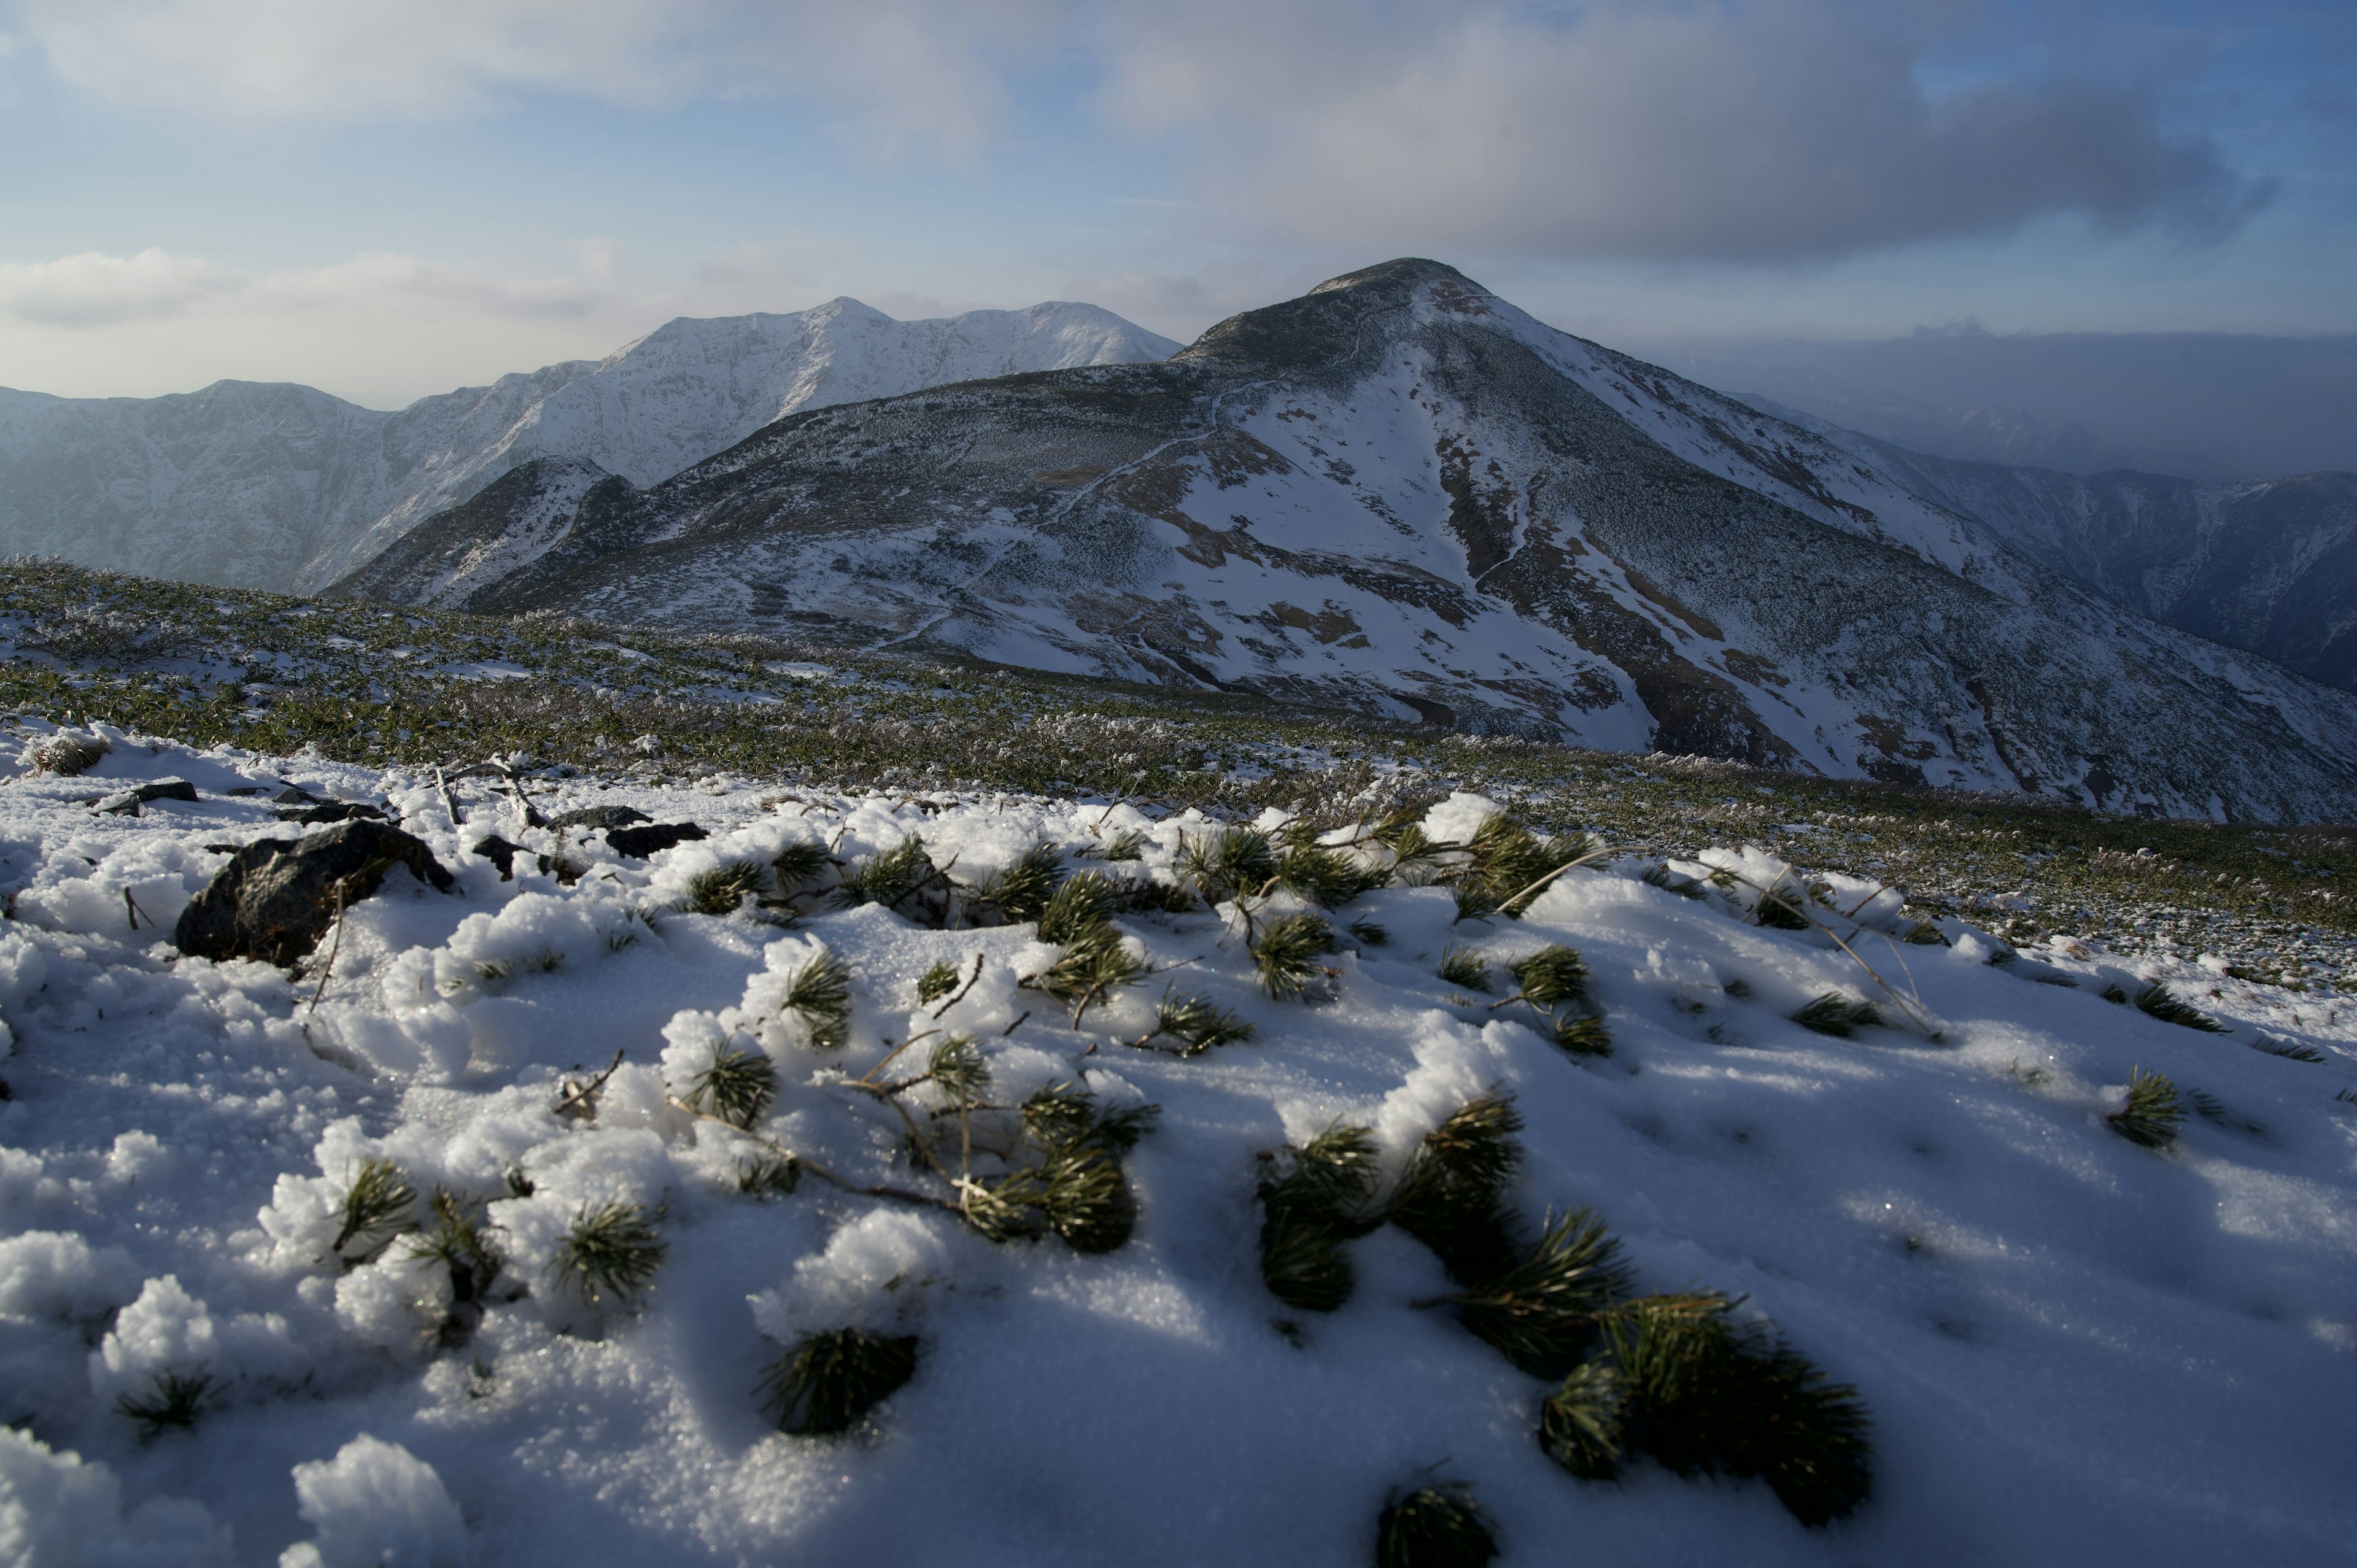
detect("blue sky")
[0,0,2350,407]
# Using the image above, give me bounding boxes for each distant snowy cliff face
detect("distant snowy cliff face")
[0,299,1181,595]
[336,259,2357,824]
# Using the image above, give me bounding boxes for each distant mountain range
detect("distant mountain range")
[9,261,2357,819]
[325,260,2357,822]
[0,298,1180,593]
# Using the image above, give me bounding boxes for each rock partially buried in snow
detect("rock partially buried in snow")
[546,804,649,833]
[606,821,706,859]
[91,777,201,816]
[174,821,454,967]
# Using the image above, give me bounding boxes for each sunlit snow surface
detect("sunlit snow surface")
[4,728,2355,1566]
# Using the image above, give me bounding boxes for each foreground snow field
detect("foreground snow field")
[2,724,2355,1567]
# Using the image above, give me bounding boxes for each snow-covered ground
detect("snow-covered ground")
[3,724,2355,1566]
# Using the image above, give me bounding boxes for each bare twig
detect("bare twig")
[553,1048,627,1120]
[1711,865,1941,1038]
[928,952,987,1019]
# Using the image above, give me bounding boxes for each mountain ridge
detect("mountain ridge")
[0,299,1180,595]
[329,258,2357,824]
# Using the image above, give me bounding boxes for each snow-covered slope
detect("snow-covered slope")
[1733,401,2357,692]
[2,725,2353,1566]
[347,260,2357,823]
[0,301,1180,595]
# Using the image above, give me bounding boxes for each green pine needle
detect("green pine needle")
[1438,1208,1630,1378]
[1376,1483,1499,1568]
[1438,944,1492,993]
[2107,1065,2185,1150]
[1275,841,1383,907]
[114,1369,215,1439]
[768,840,830,891]
[1258,1121,1382,1312]
[1602,1294,1873,1527]
[1032,923,1145,1022]
[1251,910,1337,1000]
[779,948,853,1050]
[756,1328,919,1435]
[915,959,961,1005]
[1036,1137,1138,1253]
[1038,870,1125,944]
[1551,1013,1613,1057]
[1175,826,1278,905]
[924,1035,989,1107]
[1792,992,1881,1037]
[1388,1093,1524,1284]
[683,857,769,916]
[737,1154,800,1197]
[689,1042,778,1129]
[1539,1358,1630,1480]
[331,1157,417,1265]
[402,1189,503,1332]
[836,836,937,914]
[1753,881,1816,929]
[1095,827,1150,862]
[2133,983,2226,1032]
[989,842,1067,924]
[1145,991,1257,1055]
[547,1199,667,1310]
[1507,945,1589,1008]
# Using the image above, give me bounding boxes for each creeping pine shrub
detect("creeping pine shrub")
[779,948,853,1049]
[332,1157,418,1265]
[1134,991,1256,1055]
[836,836,942,921]
[688,1042,777,1129]
[1500,946,1610,1056]
[1431,1210,1630,1378]
[2107,1066,2185,1150]
[986,842,1066,924]
[1258,1122,1382,1313]
[1029,924,1144,1025]
[548,1200,667,1310]
[737,1154,800,1197]
[1438,943,1493,993]
[768,840,830,893]
[1376,1483,1499,1568]
[1037,871,1125,944]
[683,857,770,915]
[757,1328,919,1435]
[1792,992,1880,1037]
[1251,911,1337,1000]
[1176,825,1278,905]
[1450,814,1577,918]
[2133,983,2226,1033]
[1549,1294,1874,1527]
[1093,827,1150,862]
[403,1190,503,1342]
[915,960,961,1006]
[1387,1094,1524,1287]
[963,1083,1159,1253]
[115,1370,215,1439]
[1274,828,1384,907]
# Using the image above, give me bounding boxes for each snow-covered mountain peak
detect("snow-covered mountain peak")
[0,297,1182,597]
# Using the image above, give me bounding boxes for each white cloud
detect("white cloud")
[1094,0,2267,261]
[0,247,617,330]
[12,0,1050,158]
[0,248,238,326]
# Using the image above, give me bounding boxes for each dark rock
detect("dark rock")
[275,802,388,825]
[549,805,651,832]
[606,822,707,858]
[469,835,552,881]
[273,786,322,805]
[92,778,200,816]
[175,821,455,967]
[226,786,269,797]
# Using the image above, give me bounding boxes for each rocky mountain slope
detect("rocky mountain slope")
[1753,417,2357,693]
[0,300,1180,594]
[330,259,2357,824]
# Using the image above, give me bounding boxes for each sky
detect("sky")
[0,0,2352,411]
